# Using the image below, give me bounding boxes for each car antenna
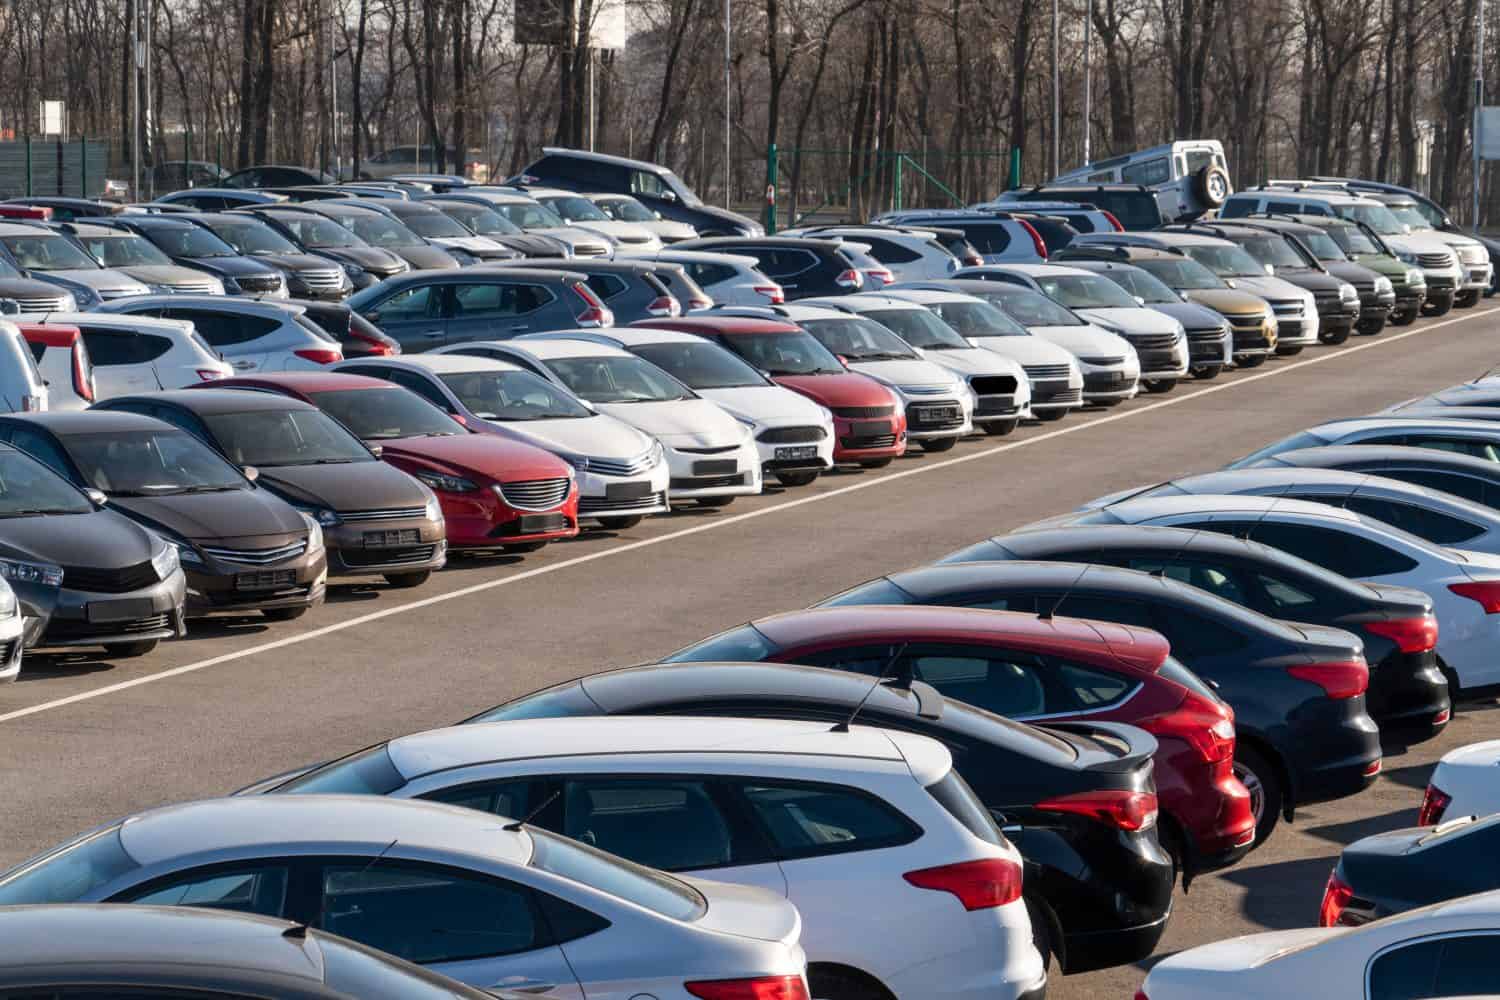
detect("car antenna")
[503,789,561,832]
[1039,561,1094,620]
[284,836,399,939]
[832,642,909,733]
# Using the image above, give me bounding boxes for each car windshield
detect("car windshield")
[988,286,1085,326]
[1094,266,1178,304]
[1334,202,1406,236]
[397,209,473,239]
[204,221,299,255]
[0,449,93,515]
[202,408,374,467]
[529,827,706,921]
[545,355,694,403]
[492,201,568,229]
[80,234,174,268]
[0,825,140,904]
[1035,273,1140,309]
[1297,231,1348,262]
[338,212,424,248]
[438,204,521,236]
[722,331,845,375]
[930,299,1030,337]
[545,196,611,222]
[1182,244,1266,278]
[279,215,368,249]
[148,226,240,259]
[63,429,247,495]
[1227,429,1333,468]
[1330,225,1383,256]
[631,341,767,389]
[1,234,100,271]
[1388,205,1432,230]
[1135,256,1227,290]
[438,369,593,420]
[799,316,919,361]
[309,386,463,439]
[861,308,970,350]
[277,744,405,794]
[599,197,656,223]
[1237,235,1305,269]
[663,622,777,662]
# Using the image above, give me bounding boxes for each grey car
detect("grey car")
[0,905,511,1000]
[1062,258,1233,377]
[57,221,226,294]
[286,200,461,271]
[491,259,682,324]
[0,220,149,306]
[182,212,355,300]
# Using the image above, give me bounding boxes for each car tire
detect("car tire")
[104,639,159,658]
[1423,298,1453,317]
[1319,326,1350,345]
[774,469,820,487]
[918,437,958,452]
[261,606,308,622]
[595,515,643,530]
[1033,408,1068,421]
[1190,365,1221,380]
[1236,354,1268,368]
[1142,379,1176,394]
[806,966,895,1000]
[1388,308,1418,326]
[1275,345,1304,357]
[1355,319,1386,336]
[857,458,894,469]
[982,419,1020,436]
[384,570,431,589]
[1456,289,1481,308]
[696,496,735,507]
[1234,743,1283,846]
[1192,164,1232,208]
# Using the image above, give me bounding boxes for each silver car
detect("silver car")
[0,795,810,999]
[96,295,344,372]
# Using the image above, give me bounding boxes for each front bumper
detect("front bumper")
[1132,342,1190,379]
[831,412,907,462]
[902,396,974,440]
[1461,260,1493,291]
[438,483,581,547]
[664,439,763,499]
[325,516,447,576]
[576,461,672,522]
[24,570,187,650]
[1186,329,1232,368]
[184,550,328,615]
[1079,367,1140,402]
[1026,377,1084,414]
[751,427,835,474]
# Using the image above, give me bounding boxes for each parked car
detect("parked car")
[1390,383,1500,411]
[624,258,714,312]
[422,197,572,258]
[95,295,343,372]
[1262,212,1428,325]
[780,225,962,281]
[1382,404,1500,426]
[56,221,227,294]
[0,220,150,305]
[673,236,864,299]
[1237,443,1500,515]
[441,190,615,258]
[0,410,326,620]
[285,298,400,358]
[585,192,699,242]
[0,576,23,680]
[152,188,289,212]
[1051,139,1233,220]
[662,607,1175,971]
[1415,738,1500,827]
[19,312,230,396]
[94,214,287,297]
[1003,183,1169,230]
[1360,190,1491,307]
[492,259,681,324]
[639,314,909,468]
[95,389,446,587]
[344,198,517,263]
[1221,217,1394,336]
[1228,416,1500,469]
[869,210,1049,264]
[345,268,612,352]
[0,795,814,997]
[432,338,761,505]
[221,164,334,188]
[232,204,412,287]
[0,441,185,655]
[526,187,663,252]
[17,322,91,409]
[626,248,784,305]
[274,201,459,271]
[180,213,353,299]
[973,198,1125,236]
[151,159,228,189]
[262,715,1047,1000]
[0,253,77,311]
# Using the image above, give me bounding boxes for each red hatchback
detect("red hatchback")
[198,373,579,552]
[634,315,907,468]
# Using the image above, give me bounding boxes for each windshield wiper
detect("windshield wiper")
[1,507,80,516]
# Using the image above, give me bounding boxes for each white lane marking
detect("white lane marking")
[4,307,1498,724]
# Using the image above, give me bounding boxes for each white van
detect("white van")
[1053,139,1233,221]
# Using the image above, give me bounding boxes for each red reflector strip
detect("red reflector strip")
[1418,783,1451,826]
[1434,707,1451,726]
[1362,758,1382,777]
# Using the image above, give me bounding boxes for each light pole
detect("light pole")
[1475,0,1486,232]
[131,1,141,199]
[1083,0,1093,166]
[724,0,732,207]
[1051,0,1059,176]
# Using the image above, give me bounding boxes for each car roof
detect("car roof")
[13,312,195,335]
[567,326,708,347]
[1086,231,1237,249]
[133,387,323,413]
[633,315,804,336]
[971,262,1094,277]
[484,338,633,360]
[538,146,673,173]
[1255,443,1500,474]
[1309,416,1500,436]
[0,410,166,434]
[373,354,527,375]
[498,259,658,276]
[108,294,303,317]
[646,249,760,267]
[116,795,532,867]
[1094,493,1368,524]
[877,288,982,305]
[829,294,929,312]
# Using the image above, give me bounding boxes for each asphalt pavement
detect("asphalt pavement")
[4,305,1500,997]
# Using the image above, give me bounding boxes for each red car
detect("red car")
[196,373,579,552]
[633,315,907,468]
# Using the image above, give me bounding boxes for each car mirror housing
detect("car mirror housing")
[84,488,107,506]
[368,444,383,457]
[241,465,260,482]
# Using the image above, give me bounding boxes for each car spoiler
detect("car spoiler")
[1040,720,1159,773]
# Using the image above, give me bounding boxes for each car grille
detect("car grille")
[589,451,658,477]
[236,274,282,293]
[1350,279,1376,295]
[1126,334,1179,351]
[671,474,747,489]
[98,288,145,301]
[1080,355,1126,366]
[1187,327,1228,343]
[757,426,827,443]
[899,384,952,396]
[168,279,221,294]
[1032,388,1083,405]
[338,544,437,568]
[906,401,966,430]
[580,490,667,513]
[340,505,429,523]
[1418,251,1455,269]
[574,241,612,257]
[499,477,572,511]
[46,613,172,642]
[1269,299,1304,317]
[1022,364,1073,380]
[198,540,307,565]
[12,293,71,311]
[969,375,1018,395]
[0,637,17,662]
[831,405,895,419]
[839,432,898,449]
[60,560,159,593]
[299,269,345,290]
[675,445,739,455]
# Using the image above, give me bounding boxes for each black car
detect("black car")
[1006,212,1082,255]
[277,201,459,272]
[818,559,1387,847]
[1231,217,1396,335]
[283,299,400,358]
[3,197,126,222]
[1322,813,1500,927]
[230,205,411,287]
[491,259,681,323]
[95,215,287,296]
[1239,444,1500,516]
[422,198,570,259]
[179,213,353,300]
[1004,184,1169,230]
[510,147,761,236]
[151,189,288,212]
[467,661,1172,975]
[221,165,335,189]
[674,236,864,299]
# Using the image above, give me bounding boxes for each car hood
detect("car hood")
[772,371,894,408]
[844,358,960,390]
[1183,288,1270,316]
[683,203,761,234]
[109,489,304,545]
[116,264,221,288]
[1384,233,1459,259]
[1325,261,1383,287]
[1272,269,1345,293]
[915,346,1022,376]
[255,460,427,512]
[968,335,1076,366]
[694,384,829,424]
[381,432,566,482]
[532,225,614,249]
[43,269,149,295]
[315,247,409,274]
[0,276,73,300]
[0,508,160,568]
[391,245,459,270]
[1148,300,1226,329]
[492,234,569,257]
[1350,253,1407,278]
[181,255,282,279]
[638,219,699,241]
[1074,306,1182,335]
[566,220,658,244]
[479,412,653,460]
[1145,928,1341,985]
[595,397,745,446]
[430,234,508,254]
[249,252,347,274]
[1027,324,1132,354]
[1222,274,1309,301]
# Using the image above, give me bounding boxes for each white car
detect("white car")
[521,329,836,486]
[880,285,1085,421]
[1418,738,1500,827]
[16,322,87,410]
[1227,416,1500,470]
[261,715,1047,1000]
[586,192,699,243]
[624,248,784,305]
[957,262,1190,392]
[1028,493,1500,692]
[779,225,962,281]
[434,338,762,505]
[21,312,232,397]
[454,189,615,257]
[0,795,812,1000]
[806,294,1033,434]
[0,320,48,412]
[0,576,23,682]
[529,187,664,252]
[769,302,975,451]
[95,296,342,375]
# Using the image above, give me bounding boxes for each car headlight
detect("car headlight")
[1375,276,1393,294]
[222,276,242,294]
[1397,250,1418,265]
[150,543,180,581]
[299,512,324,553]
[415,470,478,493]
[1406,267,1425,286]
[648,440,666,466]
[0,558,64,588]
[0,584,17,616]
[420,486,443,521]
[170,540,205,566]
[296,505,341,527]
[57,291,78,310]
[1339,283,1358,304]
[816,404,836,425]
[69,284,102,308]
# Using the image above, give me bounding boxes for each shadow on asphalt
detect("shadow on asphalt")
[1379,761,1436,792]
[16,655,117,682]
[1221,855,1336,929]
[180,616,271,641]
[1301,808,1418,848]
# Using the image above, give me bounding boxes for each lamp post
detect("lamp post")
[724,0,732,207]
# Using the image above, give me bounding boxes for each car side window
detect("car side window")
[866,238,920,264]
[5,428,72,477]
[1254,572,1319,611]
[1301,493,1486,546]
[631,170,667,197]
[1214,520,1420,578]
[584,274,628,301]
[737,780,918,860]
[1368,938,1444,999]
[159,310,278,348]
[371,284,438,321]
[79,329,169,366]
[1155,608,1247,659]
[761,249,817,278]
[1430,933,1500,994]
[383,369,453,411]
[1393,469,1492,506]
[561,777,767,871]
[452,282,523,317]
[116,864,290,918]
[1121,158,1170,185]
[1402,435,1500,462]
[318,861,543,964]
[420,778,533,817]
[687,262,736,287]
[1122,557,1249,605]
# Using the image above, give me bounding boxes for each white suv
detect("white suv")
[262,715,1048,1000]
[624,248,784,305]
[779,226,962,281]
[17,312,232,397]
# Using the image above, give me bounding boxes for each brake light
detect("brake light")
[196,369,225,381]
[293,348,343,365]
[1101,209,1125,232]
[1418,783,1451,826]
[1318,869,1354,927]
[571,283,610,326]
[902,857,1023,909]
[1134,993,1150,1000]
[1287,660,1368,700]
[1136,694,1236,763]
[1364,616,1438,653]
[349,328,396,356]
[834,268,863,290]
[684,976,811,1000]
[1449,580,1500,613]
[866,267,895,285]
[645,295,681,318]
[754,283,785,304]
[688,296,714,310]
[72,348,93,402]
[963,253,983,267]
[1018,218,1049,259]
[1035,789,1158,832]
[1363,758,1383,776]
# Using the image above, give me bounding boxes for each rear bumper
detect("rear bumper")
[1289,713,1383,806]
[1060,910,1170,975]
[1366,652,1450,743]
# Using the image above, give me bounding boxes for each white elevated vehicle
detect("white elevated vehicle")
[778,225,963,281]
[20,312,232,397]
[260,715,1048,1000]
[1050,139,1233,221]
[1416,739,1500,826]
[622,248,784,305]
[528,187,664,252]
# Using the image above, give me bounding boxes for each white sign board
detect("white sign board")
[591,0,626,50]
[38,100,64,136]
[1481,107,1500,160]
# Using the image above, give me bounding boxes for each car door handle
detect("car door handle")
[508,323,529,331]
[422,330,444,338]
[231,360,256,370]
[492,980,555,994]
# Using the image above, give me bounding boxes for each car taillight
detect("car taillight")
[73,349,93,402]
[902,857,1023,910]
[866,267,895,285]
[835,268,863,289]
[350,329,395,356]
[1018,218,1048,259]
[1449,580,1500,613]
[1364,616,1439,653]
[646,295,681,317]
[684,976,811,1000]
[1319,869,1355,927]
[689,296,714,310]
[1418,783,1451,826]
[1136,694,1236,764]
[1134,993,1150,1000]
[963,253,983,267]
[294,348,343,365]
[754,283,785,304]
[1035,789,1158,832]
[196,369,225,381]
[1287,660,1368,700]
[571,284,610,326]
[1101,209,1125,232]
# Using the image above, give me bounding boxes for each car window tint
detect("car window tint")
[563,778,748,871]
[1368,938,1442,999]
[1203,520,1421,578]
[452,282,551,318]
[1385,434,1500,462]
[79,329,170,366]
[739,781,917,860]
[1394,469,1492,506]
[686,262,737,287]
[585,273,628,300]
[1256,572,1318,610]
[1121,158,1171,185]
[122,865,289,917]
[1156,608,1247,659]
[1305,493,1486,546]
[319,862,541,964]
[372,284,437,320]
[866,238,921,264]
[1125,558,1248,604]
[1050,593,1156,629]
[160,310,279,347]
[6,428,72,477]
[421,778,532,818]
[1431,933,1500,995]
[383,369,453,411]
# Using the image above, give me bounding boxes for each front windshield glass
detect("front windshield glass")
[147,226,239,259]
[438,369,593,420]
[204,220,299,255]
[337,212,424,248]
[1036,273,1140,308]
[721,331,844,375]
[1329,225,1383,256]
[276,215,368,249]
[277,744,405,794]
[987,286,1085,326]
[545,356,694,403]
[491,201,567,229]
[599,197,656,223]
[397,209,472,239]
[1228,429,1332,468]
[631,341,768,388]
[80,234,174,267]
[862,308,970,349]
[1238,235,1305,269]
[544,196,611,222]
[1135,256,1228,290]
[201,408,374,467]
[63,429,246,495]
[0,826,139,904]
[309,386,463,439]
[930,299,1030,337]
[1182,244,1266,278]
[799,316,919,361]
[1,234,100,270]
[438,204,521,236]
[0,449,93,515]
[1334,203,1406,236]
[529,828,706,922]
[1093,266,1178,303]
[1388,205,1432,231]
[1298,231,1348,262]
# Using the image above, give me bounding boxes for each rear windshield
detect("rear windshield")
[528,827,706,921]
[1157,655,1226,705]
[1228,430,1332,468]
[0,826,139,904]
[818,577,916,607]
[277,744,405,795]
[926,770,1005,845]
[465,683,600,724]
[663,623,778,662]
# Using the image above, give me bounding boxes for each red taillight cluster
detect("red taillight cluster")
[1137,694,1236,764]
[350,330,396,356]
[73,349,94,402]
[754,284,785,304]
[1449,580,1500,613]
[685,976,810,1000]
[1101,209,1126,232]
[1035,789,1158,832]
[834,268,863,290]
[293,348,343,365]
[902,857,1023,910]
[1287,660,1369,700]
[645,295,681,318]
[1418,783,1451,826]
[571,284,611,326]
[1364,616,1439,653]
[866,267,895,286]
[1318,868,1354,927]
[1018,218,1049,259]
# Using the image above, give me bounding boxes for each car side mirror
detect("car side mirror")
[1178,290,1190,302]
[368,444,383,457]
[1264,263,1275,276]
[661,191,678,204]
[1134,295,1146,306]
[84,488,107,506]
[241,465,259,482]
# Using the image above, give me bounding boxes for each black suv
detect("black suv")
[1004,184,1168,230]
[675,236,865,299]
[1233,217,1397,334]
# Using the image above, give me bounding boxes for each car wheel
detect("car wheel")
[104,640,159,658]
[1423,298,1453,317]
[261,606,308,622]
[1355,319,1386,336]
[595,515,643,530]
[384,570,431,589]
[696,496,735,507]
[1388,308,1418,326]
[1192,164,1232,208]
[1142,379,1176,394]
[1033,408,1068,421]
[1455,289,1481,308]
[1236,354,1268,368]
[918,437,958,452]
[857,458,893,469]
[1189,365,1221,380]
[1091,397,1125,407]
[806,966,895,1000]
[774,469,820,487]
[982,419,1020,436]
[1275,345,1304,356]
[1319,326,1350,345]
[1234,744,1283,846]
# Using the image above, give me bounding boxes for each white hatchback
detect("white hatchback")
[18,312,232,397]
[1417,739,1500,826]
[625,248,785,305]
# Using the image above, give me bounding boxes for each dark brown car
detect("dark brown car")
[0,411,325,620]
